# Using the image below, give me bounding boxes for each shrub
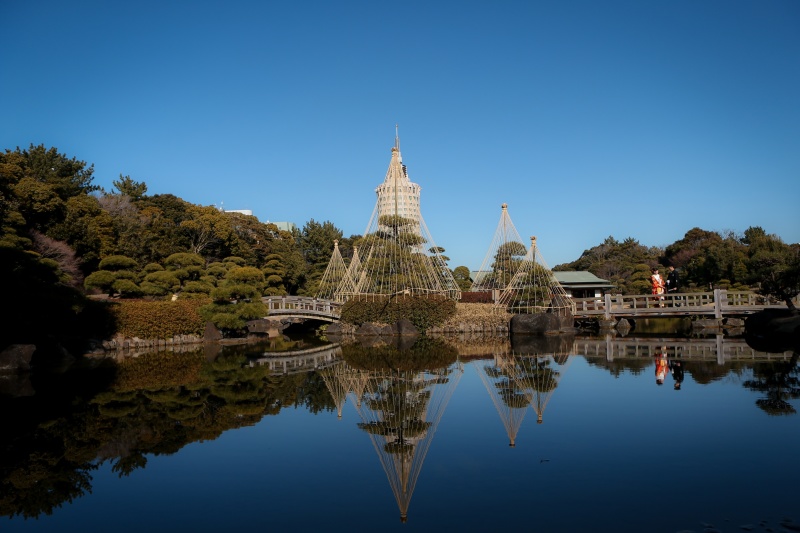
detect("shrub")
[110,299,208,339]
[340,295,456,331]
[459,291,494,303]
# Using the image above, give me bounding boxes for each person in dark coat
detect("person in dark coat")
[665,266,680,306]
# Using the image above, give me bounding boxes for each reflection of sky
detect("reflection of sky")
[6,356,799,532]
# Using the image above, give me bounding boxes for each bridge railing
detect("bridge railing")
[571,290,793,319]
[262,296,342,319]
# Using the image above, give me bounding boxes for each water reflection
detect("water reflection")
[334,338,462,522]
[0,334,797,525]
[475,352,571,446]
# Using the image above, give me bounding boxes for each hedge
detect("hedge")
[340,295,457,331]
[110,299,209,339]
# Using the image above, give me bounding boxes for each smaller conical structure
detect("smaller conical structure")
[316,240,353,302]
[319,361,349,419]
[496,236,575,316]
[471,203,526,294]
[474,354,530,447]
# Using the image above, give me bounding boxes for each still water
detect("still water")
[2,334,798,533]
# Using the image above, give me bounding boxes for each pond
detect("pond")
[1,333,798,533]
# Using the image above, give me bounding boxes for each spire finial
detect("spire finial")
[395,124,399,152]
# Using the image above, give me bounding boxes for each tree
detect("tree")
[180,205,234,255]
[453,266,472,291]
[300,219,344,281]
[112,174,147,200]
[745,229,800,312]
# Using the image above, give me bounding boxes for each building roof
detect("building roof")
[553,271,615,288]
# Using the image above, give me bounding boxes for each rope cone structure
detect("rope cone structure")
[474,353,530,447]
[315,240,353,302]
[318,361,350,419]
[471,203,525,294]
[496,236,576,316]
[337,134,460,302]
[353,364,463,523]
[506,353,572,424]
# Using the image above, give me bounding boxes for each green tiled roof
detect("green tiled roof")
[553,271,615,287]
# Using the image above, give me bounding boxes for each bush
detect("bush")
[459,291,494,303]
[341,295,456,331]
[110,299,208,339]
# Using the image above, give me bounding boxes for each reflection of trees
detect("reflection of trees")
[475,352,570,446]
[0,348,337,519]
[743,353,800,415]
[339,337,461,523]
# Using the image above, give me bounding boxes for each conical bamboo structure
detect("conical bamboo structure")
[496,236,575,316]
[353,363,463,522]
[315,240,353,302]
[471,203,526,294]
[337,133,460,301]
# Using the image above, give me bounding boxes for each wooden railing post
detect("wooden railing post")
[604,293,612,320]
[713,289,726,319]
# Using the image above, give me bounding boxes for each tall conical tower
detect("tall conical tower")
[375,128,422,235]
[338,129,460,300]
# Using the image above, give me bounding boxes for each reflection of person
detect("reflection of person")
[651,268,665,307]
[669,357,684,390]
[655,352,668,385]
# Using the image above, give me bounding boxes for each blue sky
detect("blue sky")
[2,0,798,269]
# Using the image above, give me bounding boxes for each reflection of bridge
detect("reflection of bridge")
[571,289,792,319]
[574,335,795,364]
[262,296,342,322]
[249,344,342,374]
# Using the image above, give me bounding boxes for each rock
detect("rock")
[745,309,800,352]
[0,344,35,374]
[510,313,575,335]
[325,322,344,335]
[616,318,632,336]
[693,319,722,330]
[0,374,35,396]
[204,321,222,342]
[355,323,381,336]
[396,319,419,337]
[723,318,745,328]
[598,318,617,329]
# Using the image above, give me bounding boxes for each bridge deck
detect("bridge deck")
[570,289,791,319]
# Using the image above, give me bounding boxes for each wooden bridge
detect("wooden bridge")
[570,289,793,320]
[262,290,793,324]
[262,296,342,322]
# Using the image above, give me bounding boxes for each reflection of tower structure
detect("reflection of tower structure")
[474,354,531,447]
[476,353,572,445]
[318,361,349,418]
[507,354,572,424]
[353,364,463,523]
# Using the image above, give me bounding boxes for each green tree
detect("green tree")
[745,229,800,312]
[453,266,473,291]
[112,174,148,200]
